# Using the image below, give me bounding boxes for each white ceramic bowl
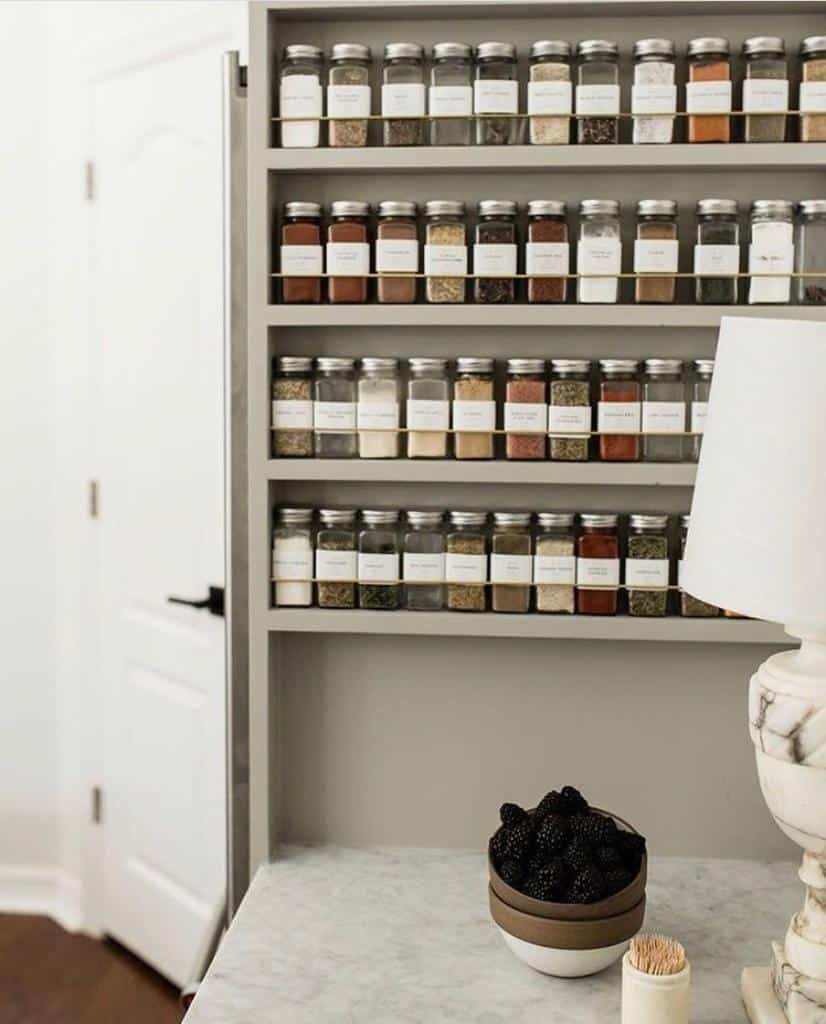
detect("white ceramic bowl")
[497,926,632,978]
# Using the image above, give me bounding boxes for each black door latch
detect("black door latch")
[167,585,225,618]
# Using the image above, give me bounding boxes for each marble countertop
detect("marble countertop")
[186,845,798,1024]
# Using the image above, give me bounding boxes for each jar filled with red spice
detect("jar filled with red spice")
[526,200,569,304]
[597,359,641,462]
[280,201,322,304]
[326,200,370,304]
[376,200,418,304]
[576,513,620,615]
[505,358,546,460]
[686,37,732,144]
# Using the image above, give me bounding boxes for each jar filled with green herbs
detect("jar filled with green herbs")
[549,359,591,461]
[316,509,357,609]
[445,511,488,612]
[626,513,671,617]
[272,356,314,458]
[679,515,720,617]
[358,509,400,610]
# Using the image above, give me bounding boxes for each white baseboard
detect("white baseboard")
[0,865,84,933]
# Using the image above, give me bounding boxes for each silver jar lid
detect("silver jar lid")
[633,38,675,60]
[276,507,313,524]
[408,357,448,373]
[407,510,444,527]
[361,509,399,525]
[687,37,730,58]
[799,199,826,216]
[801,36,826,58]
[284,44,323,62]
[645,358,682,375]
[537,512,575,528]
[456,357,493,374]
[284,201,321,219]
[425,199,465,217]
[580,198,620,217]
[476,41,517,61]
[507,358,545,374]
[493,512,532,527]
[330,200,370,218]
[694,358,715,375]
[599,358,639,374]
[580,513,618,528]
[331,43,371,62]
[432,42,473,61]
[697,198,738,217]
[577,39,619,58]
[531,40,571,60]
[751,199,794,219]
[743,36,785,57]
[316,356,355,372]
[680,513,691,529]
[277,356,313,373]
[552,358,590,374]
[629,513,669,530]
[637,199,677,218]
[478,199,517,217]
[318,508,356,525]
[527,200,566,217]
[361,357,398,372]
[378,200,417,218]
[449,510,488,527]
[384,42,424,61]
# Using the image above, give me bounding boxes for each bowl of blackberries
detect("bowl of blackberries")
[488,786,647,978]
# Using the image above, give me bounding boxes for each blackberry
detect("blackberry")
[523,861,569,902]
[536,790,567,818]
[618,831,647,871]
[571,812,618,846]
[497,859,525,887]
[488,825,509,862]
[561,786,589,815]
[502,819,534,863]
[568,866,607,904]
[604,866,633,894]
[499,802,527,827]
[525,852,549,877]
[562,835,594,872]
[596,844,622,870]
[536,813,570,855]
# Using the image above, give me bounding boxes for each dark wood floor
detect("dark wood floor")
[0,914,183,1024]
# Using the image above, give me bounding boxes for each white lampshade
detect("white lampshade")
[683,316,826,625]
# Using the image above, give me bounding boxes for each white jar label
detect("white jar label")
[403,552,445,583]
[326,242,369,276]
[549,405,591,433]
[598,402,641,433]
[694,244,739,276]
[327,84,371,118]
[406,399,449,431]
[742,78,789,114]
[800,81,826,113]
[642,401,685,434]
[490,553,532,584]
[686,80,732,114]
[376,239,418,273]
[358,553,399,582]
[625,558,669,587]
[453,400,496,431]
[315,549,357,581]
[577,557,620,587]
[691,401,708,433]
[273,547,313,580]
[534,555,576,585]
[528,80,572,115]
[576,84,620,116]
[445,552,486,583]
[634,239,679,274]
[424,244,467,276]
[473,243,517,276]
[526,242,569,276]
[749,222,793,303]
[578,238,621,276]
[474,79,518,114]
[429,84,473,116]
[314,401,356,431]
[281,244,323,276]
[357,402,400,430]
[381,82,426,117]
[273,399,313,430]
[631,83,677,115]
[504,402,547,432]
[281,75,323,118]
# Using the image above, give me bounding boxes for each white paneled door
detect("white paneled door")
[91,6,243,987]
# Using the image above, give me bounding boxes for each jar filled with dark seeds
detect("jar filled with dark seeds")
[576,40,619,144]
[316,509,357,609]
[358,509,400,610]
[474,41,519,145]
[491,512,533,614]
[795,199,826,304]
[694,198,740,305]
[743,37,787,144]
[429,42,473,146]
[549,359,591,462]
[474,200,517,303]
[327,43,371,148]
[272,356,314,458]
[446,511,488,612]
[382,43,425,147]
[679,515,720,617]
[403,511,445,611]
[626,513,671,617]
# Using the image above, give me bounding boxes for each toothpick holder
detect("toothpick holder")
[622,950,691,1024]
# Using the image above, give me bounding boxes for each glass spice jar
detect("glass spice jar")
[403,510,445,611]
[505,359,546,461]
[528,40,572,145]
[549,358,591,462]
[376,200,418,304]
[534,512,576,614]
[279,44,323,149]
[382,42,425,147]
[357,357,400,459]
[687,37,731,144]
[272,355,314,458]
[694,198,740,305]
[280,201,322,304]
[491,512,533,614]
[795,199,826,304]
[687,358,713,462]
[626,513,671,617]
[632,38,676,145]
[358,509,400,610]
[429,42,473,146]
[474,41,519,145]
[445,511,488,612]
[743,37,788,144]
[576,513,620,615]
[453,357,495,460]
[327,43,371,148]
[315,509,357,610]
[748,199,794,305]
[272,507,314,607]
[576,40,620,145]
[424,200,467,304]
[577,199,621,304]
[641,358,685,463]
[679,515,720,617]
[800,37,826,143]
[406,357,450,459]
[474,199,517,303]
[326,200,370,304]
[598,358,640,462]
[314,357,357,458]
[526,199,569,303]
[634,199,678,304]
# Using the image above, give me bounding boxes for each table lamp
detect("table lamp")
[682,316,826,1024]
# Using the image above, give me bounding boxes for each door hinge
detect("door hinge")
[91,786,103,825]
[89,480,99,518]
[84,160,95,201]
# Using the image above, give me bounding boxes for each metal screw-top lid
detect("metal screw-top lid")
[644,358,683,375]
[633,38,675,59]
[507,358,546,374]
[360,357,398,372]
[636,199,677,218]
[276,507,313,524]
[680,513,691,529]
[408,357,448,374]
[456,357,494,374]
[330,200,370,218]
[432,42,473,61]
[361,509,399,525]
[284,201,322,219]
[579,198,620,217]
[696,198,738,217]
[493,511,532,527]
[276,356,313,373]
[599,358,639,374]
[527,200,566,217]
[284,44,323,62]
[476,41,517,61]
[799,199,826,216]
[378,200,417,218]
[318,508,356,526]
[801,36,826,58]
[629,513,669,530]
[687,37,730,58]
[425,199,465,217]
[694,358,715,376]
[330,43,371,62]
[751,199,794,219]
[580,513,619,528]
[477,199,517,217]
[407,510,444,527]
[743,36,785,57]
[537,512,575,528]
[449,510,488,527]
[316,356,355,372]
[531,40,571,60]
[551,358,590,374]
[384,42,424,61]
[577,39,619,58]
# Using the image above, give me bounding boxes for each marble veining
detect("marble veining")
[186,846,798,1024]
[749,680,826,768]
[772,942,826,1024]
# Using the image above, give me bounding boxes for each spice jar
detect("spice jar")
[327,43,371,148]
[795,199,826,304]
[279,44,323,149]
[549,359,591,462]
[314,357,357,458]
[687,358,713,462]
[474,200,517,303]
[357,357,400,459]
[800,37,826,142]
[474,41,519,146]
[626,513,670,617]
[272,507,314,607]
[535,512,576,614]
[406,357,450,459]
[634,199,678,304]
[424,200,467,304]
[576,513,620,616]
[694,198,740,305]
[743,37,788,144]
[505,359,546,460]
[679,515,720,617]
[272,355,314,458]
[687,37,731,144]
[453,357,495,460]
[280,201,322,304]
[748,199,794,305]
[577,199,621,304]
[527,199,569,304]
[403,510,445,611]
[382,42,425,147]
[358,510,400,610]
[576,40,620,145]
[641,358,685,463]
[316,509,357,609]
[528,40,572,145]
[632,38,676,145]
[491,512,533,614]
[598,358,640,462]
[326,200,370,304]
[376,200,418,304]
[429,42,473,146]
[446,511,488,612]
